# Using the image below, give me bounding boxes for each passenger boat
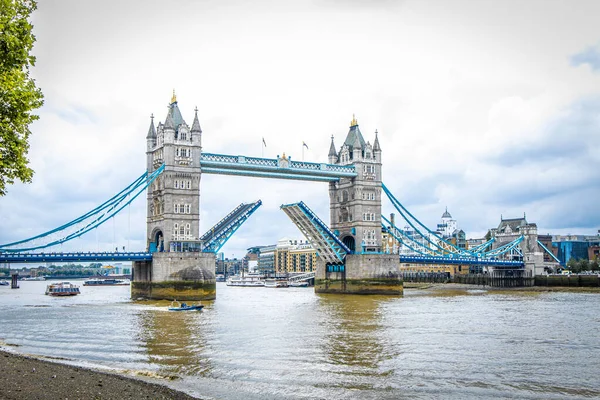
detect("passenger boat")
[45,282,81,296]
[226,274,265,287]
[83,278,130,286]
[264,278,288,288]
[168,300,204,311]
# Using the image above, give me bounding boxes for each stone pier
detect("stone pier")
[132,252,216,301]
[315,254,403,295]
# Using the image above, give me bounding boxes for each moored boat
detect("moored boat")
[45,282,81,296]
[22,276,46,281]
[168,300,204,311]
[226,274,265,287]
[83,278,130,286]
[288,280,309,287]
[0,280,9,286]
[264,278,288,288]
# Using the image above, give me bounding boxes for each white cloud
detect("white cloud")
[1,0,599,256]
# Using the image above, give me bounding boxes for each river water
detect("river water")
[0,281,599,399]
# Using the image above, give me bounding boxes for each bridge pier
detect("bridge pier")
[315,254,403,295]
[132,253,216,301]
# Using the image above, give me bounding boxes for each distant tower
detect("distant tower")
[437,207,457,238]
[328,116,382,252]
[145,92,203,253]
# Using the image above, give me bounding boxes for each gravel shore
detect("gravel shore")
[0,350,200,400]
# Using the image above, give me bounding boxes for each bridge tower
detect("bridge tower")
[328,115,383,253]
[316,116,402,294]
[132,92,216,301]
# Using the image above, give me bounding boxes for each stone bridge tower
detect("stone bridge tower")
[145,92,203,253]
[328,115,382,253]
[317,116,402,295]
[132,92,215,301]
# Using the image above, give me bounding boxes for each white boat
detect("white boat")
[288,280,309,287]
[264,278,288,288]
[45,282,81,296]
[226,274,265,287]
[0,280,9,286]
[22,276,46,281]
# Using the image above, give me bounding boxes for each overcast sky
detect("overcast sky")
[1,0,599,257]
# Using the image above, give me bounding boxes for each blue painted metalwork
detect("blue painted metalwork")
[201,200,262,253]
[470,237,495,255]
[485,236,524,258]
[0,251,152,264]
[382,183,477,257]
[0,165,165,253]
[200,153,357,182]
[537,239,563,265]
[399,255,524,268]
[381,220,439,256]
[281,201,352,263]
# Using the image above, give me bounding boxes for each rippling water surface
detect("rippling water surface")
[1,281,599,399]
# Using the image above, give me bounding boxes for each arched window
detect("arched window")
[187,180,191,189]
[176,148,180,157]
[342,191,349,202]
[185,223,191,237]
[173,223,179,238]
[174,180,179,189]
[179,225,185,236]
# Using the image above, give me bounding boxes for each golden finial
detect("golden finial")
[282,152,287,160]
[350,114,358,127]
[171,89,177,104]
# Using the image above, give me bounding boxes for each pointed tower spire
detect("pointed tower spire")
[171,89,177,104]
[373,129,381,151]
[146,113,156,139]
[328,135,337,157]
[191,106,202,133]
[164,108,175,130]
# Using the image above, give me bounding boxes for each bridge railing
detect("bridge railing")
[201,153,357,178]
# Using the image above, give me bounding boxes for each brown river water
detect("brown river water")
[1,281,599,399]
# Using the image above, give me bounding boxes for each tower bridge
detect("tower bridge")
[0,93,560,299]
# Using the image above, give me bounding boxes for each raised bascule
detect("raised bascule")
[0,93,561,299]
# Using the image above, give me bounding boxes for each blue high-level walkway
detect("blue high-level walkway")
[200,153,357,182]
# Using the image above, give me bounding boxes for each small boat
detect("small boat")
[168,300,204,311]
[45,282,80,296]
[0,280,9,286]
[264,278,288,288]
[22,276,46,281]
[83,278,130,286]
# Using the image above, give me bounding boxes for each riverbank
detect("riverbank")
[0,349,200,400]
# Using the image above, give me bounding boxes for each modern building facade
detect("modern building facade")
[274,238,317,274]
[552,235,600,264]
[257,245,276,275]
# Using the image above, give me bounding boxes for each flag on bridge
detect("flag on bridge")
[262,137,267,147]
[303,141,309,149]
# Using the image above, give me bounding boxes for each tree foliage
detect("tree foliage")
[0,0,43,196]
[566,258,599,273]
